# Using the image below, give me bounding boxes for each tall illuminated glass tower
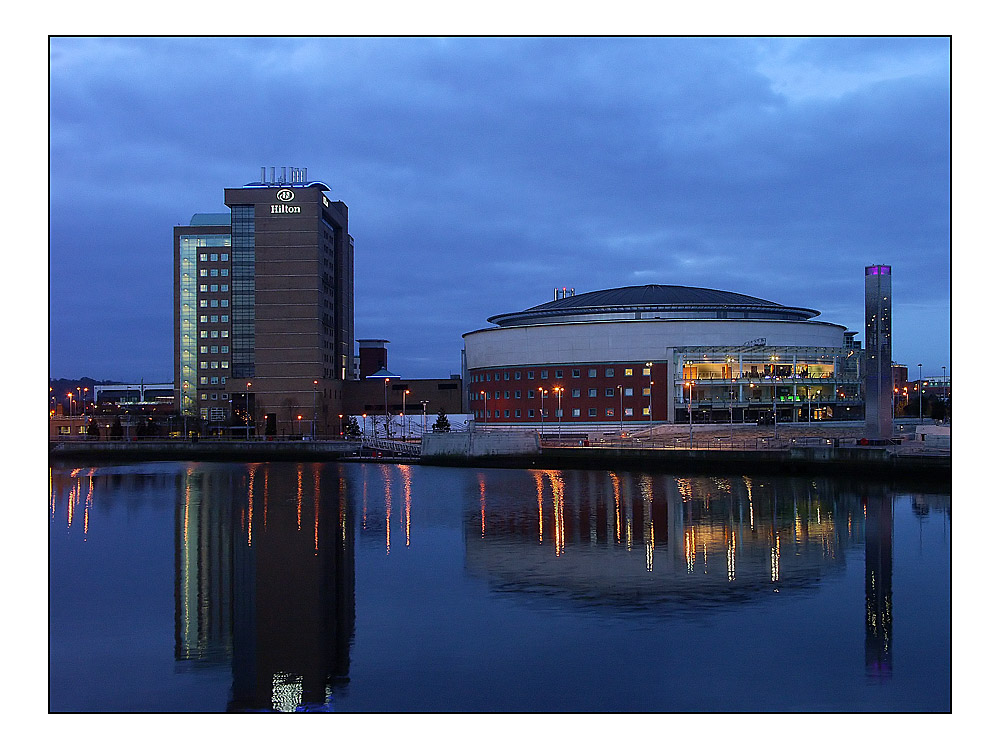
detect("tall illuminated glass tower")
[864,265,892,439]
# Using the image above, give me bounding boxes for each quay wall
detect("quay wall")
[49,439,362,462]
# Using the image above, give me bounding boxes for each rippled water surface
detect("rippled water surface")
[48,461,950,712]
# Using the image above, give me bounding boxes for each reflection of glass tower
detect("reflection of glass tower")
[174,468,235,666]
[864,493,893,681]
[864,265,892,439]
[228,465,356,712]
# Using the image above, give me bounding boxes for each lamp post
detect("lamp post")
[362,413,367,438]
[918,363,923,424]
[384,378,390,432]
[480,391,487,429]
[646,362,653,421]
[67,393,74,417]
[420,400,429,434]
[539,388,547,433]
[312,380,318,438]
[772,383,778,440]
[338,414,343,437]
[554,387,563,438]
[403,389,410,440]
[297,414,302,436]
[245,381,252,439]
[617,385,624,434]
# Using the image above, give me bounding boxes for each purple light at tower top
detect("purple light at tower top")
[865,265,892,275]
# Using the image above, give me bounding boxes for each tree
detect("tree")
[432,408,451,433]
[344,416,361,437]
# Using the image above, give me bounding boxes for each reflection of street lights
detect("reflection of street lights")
[553,387,563,438]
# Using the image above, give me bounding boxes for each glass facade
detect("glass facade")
[179,232,230,415]
[231,205,255,379]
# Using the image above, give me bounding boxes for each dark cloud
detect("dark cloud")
[49,36,950,380]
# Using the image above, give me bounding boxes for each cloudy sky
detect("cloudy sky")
[48,35,951,382]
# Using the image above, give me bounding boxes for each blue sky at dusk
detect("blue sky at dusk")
[48,35,951,382]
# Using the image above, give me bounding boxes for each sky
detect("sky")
[48,35,952,382]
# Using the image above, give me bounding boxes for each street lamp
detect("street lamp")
[362,413,367,438]
[646,362,653,421]
[553,386,563,438]
[246,382,252,439]
[313,380,318,438]
[384,378,390,433]
[403,389,410,440]
[480,391,487,428]
[420,400,429,434]
[297,414,302,436]
[539,388,547,432]
[685,381,694,447]
[617,385,624,434]
[67,393,74,416]
[918,363,923,424]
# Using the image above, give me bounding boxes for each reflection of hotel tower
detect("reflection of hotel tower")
[864,493,893,680]
[462,471,867,604]
[173,464,355,712]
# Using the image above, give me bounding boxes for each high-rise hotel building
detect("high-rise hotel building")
[174,168,354,435]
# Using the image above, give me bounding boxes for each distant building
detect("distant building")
[462,284,863,428]
[174,168,355,436]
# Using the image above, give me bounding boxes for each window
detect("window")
[605,388,614,397]
[624,368,633,377]
[200,361,208,369]
[527,371,534,379]
[200,331,208,338]
[221,315,229,322]
[221,330,229,338]
[589,369,597,377]
[201,393,208,400]
[494,391,500,399]
[200,346,208,354]
[505,391,510,399]
[572,389,581,397]
[210,315,218,323]
[210,346,219,354]
[199,284,208,292]
[485,374,491,382]
[210,299,219,307]
[514,372,521,380]
[504,410,510,418]
[642,387,651,396]
[199,269,208,277]
[515,409,521,417]
[222,361,229,368]
[210,361,219,369]
[210,376,219,385]
[625,408,633,416]
[555,409,562,418]
[504,372,510,380]
[199,300,208,308]
[221,300,229,307]
[572,408,581,417]
[528,390,535,398]
[211,330,219,338]
[221,346,229,353]
[555,370,563,378]
[221,269,229,276]
[528,409,535,417]
[605,368,614,377]
[643,367,651,376]
[642,406,651,416]
[210,253,218,261]
[588,408,597,417]
[540,370,548,379]
[589,388,597,397]
[200,376,208,385]
[494,410,500,418]
[199,253,208,262]
[606,408,615,417]
[221,284,228,292]
[572,369,580,378]
[625,387,633,397]
[220,253,229,261]
[210,269,219,277]
[210,284,218,292]
[515,390,521,399]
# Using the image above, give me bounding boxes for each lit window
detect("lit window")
[221,361,229,368]
[572,408,581,417]
[200,346,208,354]
[199,269,207,277]
[200,331,208,338]
[199,300,208,308]
[624,368,633,377]
[624,408,633,416]
[199,315,208,323]
[199,377,208,385]
[642,367,651,376]
[606,408,615,417]
[210,330,219,338]
[625,388,633,397]
[199,284,208,292]
[221,331,229,338]
[642,387,651,396]
[199,253,208,262]
[210,362,219,369]
[200,361,207,369]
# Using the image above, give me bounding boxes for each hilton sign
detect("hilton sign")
[271,188,301,214]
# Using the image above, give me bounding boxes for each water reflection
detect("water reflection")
[49,462,950,712]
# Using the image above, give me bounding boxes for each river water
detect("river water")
[48,460,950,712]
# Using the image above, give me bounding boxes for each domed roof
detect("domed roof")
[487,284,819,326]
